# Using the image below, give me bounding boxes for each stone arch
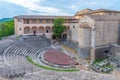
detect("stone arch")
[32,26,37,33]
[45,26,51,33]
[24,27,30,34]
[39,26,44,33]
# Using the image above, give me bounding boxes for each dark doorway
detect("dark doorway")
[105,50,109,54]
[63,34,67,39]
[33,30,36,35]
[46,29,49,33]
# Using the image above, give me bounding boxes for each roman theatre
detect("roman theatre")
[0,8,120,80]
[14,8,120,60]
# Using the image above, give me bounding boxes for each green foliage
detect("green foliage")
[53,18,65,38]
[26,56,79,72]
[93,59,104,64]
[0,20,14,39]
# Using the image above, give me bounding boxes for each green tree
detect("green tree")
[53,18,65,39]
[0,20,14,39]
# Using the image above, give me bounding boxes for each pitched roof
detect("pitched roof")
[89,9,120,14]
[14,15,76,19]
[75,8,120,16]
[75,8,93,16]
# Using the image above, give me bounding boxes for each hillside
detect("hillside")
[0,18,13,22]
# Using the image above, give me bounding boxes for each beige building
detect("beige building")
[14,8,120,60]
[14,16,78,42]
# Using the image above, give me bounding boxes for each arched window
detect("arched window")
[24,27,30,34]
[39,27,44,33]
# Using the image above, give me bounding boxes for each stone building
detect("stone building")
[76,9,120,60]
[14,15,78,41]
[14,8,120,60]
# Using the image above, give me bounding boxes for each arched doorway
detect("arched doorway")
[24,27,30,34]
[45,26,51,33]
[63,33,67,40]
[32,27,37,35]
[39,26,44,33]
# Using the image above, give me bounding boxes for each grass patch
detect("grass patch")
[93,59,105,64]
[26,56,79,72]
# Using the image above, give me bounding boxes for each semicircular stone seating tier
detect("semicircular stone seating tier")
[1,35,51,78]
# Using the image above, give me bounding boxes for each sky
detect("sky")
[0,0,120,19]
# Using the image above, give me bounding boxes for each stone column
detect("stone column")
[67,29,71,43]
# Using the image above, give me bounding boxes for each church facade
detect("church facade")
[14,9,120,60]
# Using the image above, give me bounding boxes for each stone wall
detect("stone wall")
[95,46,110,59]
[70,23,78,42]
[95,21,119,46]
[118,21,120,44]
[90,44,120,60]
[78,46,90,59]
[90,46,110,60]
[78,27,91,59]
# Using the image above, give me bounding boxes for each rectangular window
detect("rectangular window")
[32,19,37,24]
[23,19,29,24]
[46,19,50,23]
[26,20,29,24]
[39,19,43,23]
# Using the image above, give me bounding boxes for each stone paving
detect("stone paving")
[6,69,120,80]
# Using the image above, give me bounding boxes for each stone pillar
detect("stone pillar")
[78,27,91,59]
[67,29,71,43]
[90,48,95,61]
